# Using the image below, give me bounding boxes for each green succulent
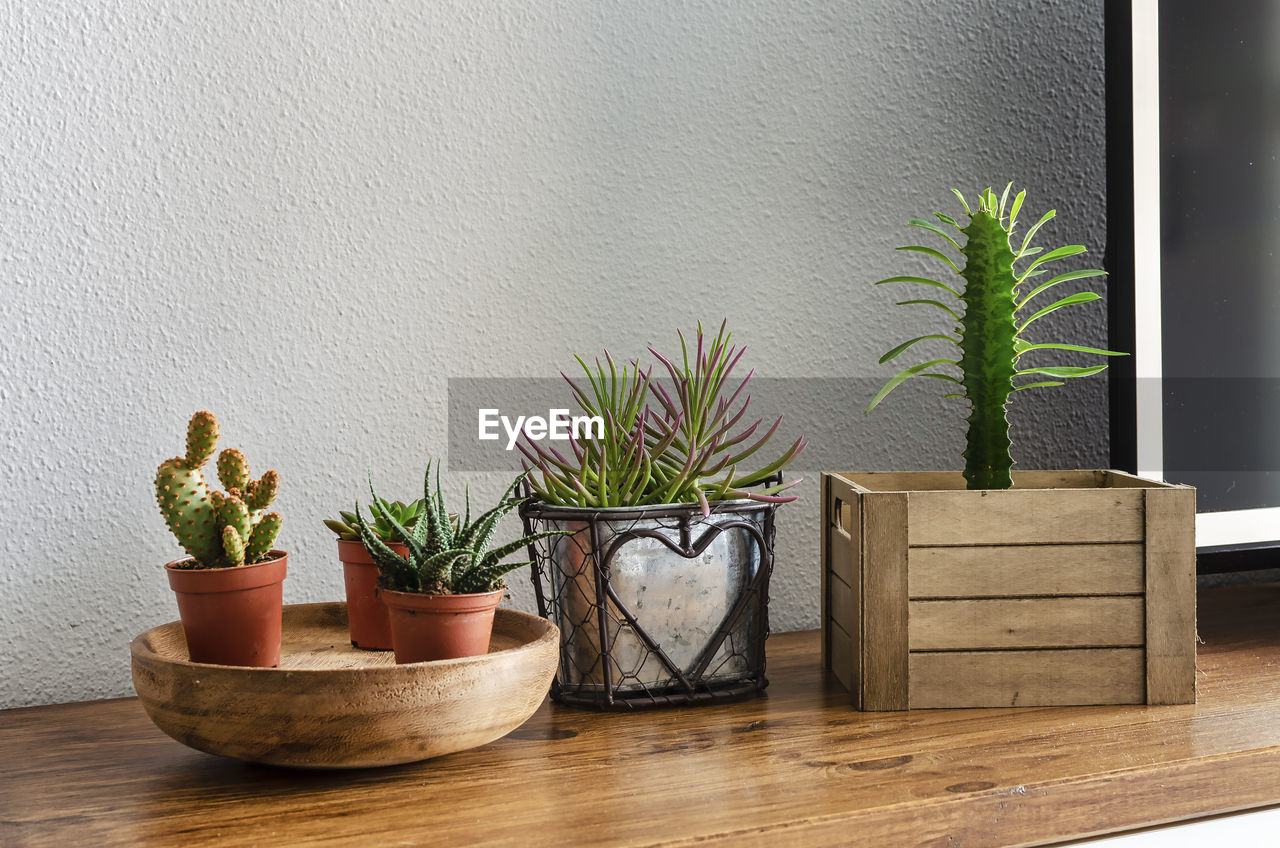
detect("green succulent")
[866,185,1126,490]
[324,500,423,543]
[357,461,571,595]
[154,411,282,568]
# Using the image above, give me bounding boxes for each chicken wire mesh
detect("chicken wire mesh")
[520,495,776,710]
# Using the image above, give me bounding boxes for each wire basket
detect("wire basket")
[520,492,776,710]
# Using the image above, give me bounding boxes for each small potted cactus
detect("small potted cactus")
[324,500,422,650]
[357,462,568,663]
[820,185,1195,710]
[154,411,285,667]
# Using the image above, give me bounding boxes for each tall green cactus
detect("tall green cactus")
[155,411,282,568]
[866,185,1126,490]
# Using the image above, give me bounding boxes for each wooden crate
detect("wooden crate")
[820,470,1196,710]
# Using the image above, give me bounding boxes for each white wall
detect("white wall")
[0,0,1107,708]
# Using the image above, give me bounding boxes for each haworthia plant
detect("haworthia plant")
[357,461,571,595]
[154,411,282,568]
[866,185,1126,490]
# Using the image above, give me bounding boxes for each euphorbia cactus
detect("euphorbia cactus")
[866,185,1125,490]
[155,411,282,568]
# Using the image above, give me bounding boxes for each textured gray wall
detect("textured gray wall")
[0,0,1107,708]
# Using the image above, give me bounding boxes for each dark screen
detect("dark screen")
[1161,1,1280,512]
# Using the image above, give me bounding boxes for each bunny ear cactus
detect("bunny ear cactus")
[867,185,1126,490]
[154,411,283,568]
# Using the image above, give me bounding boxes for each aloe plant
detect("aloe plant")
[519,321,806,514]
[866,185,1125,490]
[324,500,423,543]
[357,462,569,595]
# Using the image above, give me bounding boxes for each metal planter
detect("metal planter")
[520,497,775,710]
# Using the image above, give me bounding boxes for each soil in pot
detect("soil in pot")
[165,552,288,667]
[337,539,406,650]
[381,588,503,663]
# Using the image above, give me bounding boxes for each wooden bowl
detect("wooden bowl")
[130,603,558,768]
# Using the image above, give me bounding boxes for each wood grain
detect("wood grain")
[130,604,558,768]
[821,473,861,697]
[1144,485,1198,704]
[828,571,855,637]
[909,648,1146,708]
[906,487,1146,546]
[860,491,908,711]
[1,585,1279,848]
[908,543,1145,598]
[908,596,1146,650]
[819,473,830,671]
[827,618,854,693]
[828,469,1115,492]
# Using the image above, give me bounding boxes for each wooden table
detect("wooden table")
[4,584,1280,847]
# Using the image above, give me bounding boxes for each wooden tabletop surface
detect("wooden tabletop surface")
[4,584,1280,848]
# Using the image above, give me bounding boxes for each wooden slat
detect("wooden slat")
[820,474,831,671]
[829,573,855,634]
[908,597,1145,650]
[828,618,854,693]
[1102,469,1179,489]
[1144,485,1197,704]
[823,473,862,694]
[846,488,862,702]
[909,648,1145,708]
[826,497,856,588]
[908,544,1144,598]
[907,488,1146,546]
[861,492,908,710]
[831,470,1108,493]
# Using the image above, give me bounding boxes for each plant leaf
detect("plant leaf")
[951,188,972,215]
[997,181,1013,219]
[908,218,962,251]
[874,275,961,299]
[1008,189,1026,230]
[1015,365,1110,378]
[1016,269,1107,309]
[1019,209,1056,254]
[934,211,961,230]
[878,334,959,364]
[896,298,962,322]
[1013,381,1065,391]
[896,245,962,276]
[866,358,958,413]
[1017,291,1102,332]
[1020,244,1087,279]
[1015,342,1127,358]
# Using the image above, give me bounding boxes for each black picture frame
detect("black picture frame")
[1105,0,1280,574]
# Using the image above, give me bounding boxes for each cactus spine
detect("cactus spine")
[155,411,282,568]
[866,185,1125,490]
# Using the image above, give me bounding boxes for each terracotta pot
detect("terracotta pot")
[382,588,504,663]
[338,539,407,650]
[165,552,288,667]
